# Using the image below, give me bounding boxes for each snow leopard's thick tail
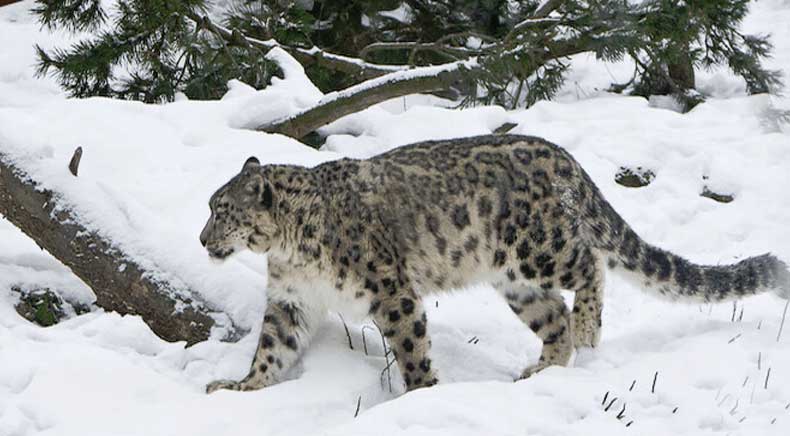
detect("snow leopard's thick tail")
[573,170,790,303]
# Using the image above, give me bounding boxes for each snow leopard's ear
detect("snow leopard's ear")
[243,156,260,170]
[242,172,273,208]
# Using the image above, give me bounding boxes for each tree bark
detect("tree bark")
[258,66,466,139]
[0,0,23,8]
[667,48,695,90]
[0,153,240,345]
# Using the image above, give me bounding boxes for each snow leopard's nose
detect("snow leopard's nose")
[199,224,209,247]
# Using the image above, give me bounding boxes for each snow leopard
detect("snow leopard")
[200,134,789,393]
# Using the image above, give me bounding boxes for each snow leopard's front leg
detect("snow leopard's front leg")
[370,285,438,391]
[206,295,324,393]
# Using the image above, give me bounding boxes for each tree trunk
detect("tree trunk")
[0,0,23,8]
[0,153,240,345]
[667,50,695,90]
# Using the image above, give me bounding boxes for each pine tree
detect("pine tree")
[629,0,782,110]
[34,0,277,102]
[34,0,781,111]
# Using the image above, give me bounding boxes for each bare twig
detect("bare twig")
[777,300,789,342]
[629,380,636,391]
[604,397,618,412]
[338,313,354,350]
[379,355,396,393]
[354,396,362,418]
[373,320,393,393]
[729,399,739,415]
[361,325,375,355]
[651,371,658,394]
[616,403,627,420]
[728,333,742,344]
[764,367,771,389]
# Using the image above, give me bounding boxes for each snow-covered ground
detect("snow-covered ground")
[2,1,790,435]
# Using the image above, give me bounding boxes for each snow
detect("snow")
[1,1,790,435]
[269,58,479,128]
[379,3,414,24]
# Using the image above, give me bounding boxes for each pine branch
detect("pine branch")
[358,41,476,62]
[186,12,405,81]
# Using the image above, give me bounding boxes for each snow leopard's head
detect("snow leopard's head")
[200,157,279,261]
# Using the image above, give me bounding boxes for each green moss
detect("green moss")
[13,287,66,327]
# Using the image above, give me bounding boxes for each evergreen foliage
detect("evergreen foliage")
[34,0,781,110]
[34,0,276,102]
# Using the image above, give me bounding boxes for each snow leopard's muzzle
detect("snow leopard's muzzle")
[200,214,240,261]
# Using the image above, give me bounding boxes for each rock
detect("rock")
[493,122,518,135]
[701,186,734,203]
[615,166,655,188]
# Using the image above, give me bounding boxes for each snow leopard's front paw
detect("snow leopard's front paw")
[206,379,241,394]
[518,362,552,380]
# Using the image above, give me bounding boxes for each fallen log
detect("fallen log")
[0,151,239,345]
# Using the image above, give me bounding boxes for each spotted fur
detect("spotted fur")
[201,135,790,393]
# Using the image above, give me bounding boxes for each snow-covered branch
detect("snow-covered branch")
[533,0,567,18]
[258,60,476,139]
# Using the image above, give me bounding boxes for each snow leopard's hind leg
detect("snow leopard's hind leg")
[497,284,573,378]
[569,249,604,348]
